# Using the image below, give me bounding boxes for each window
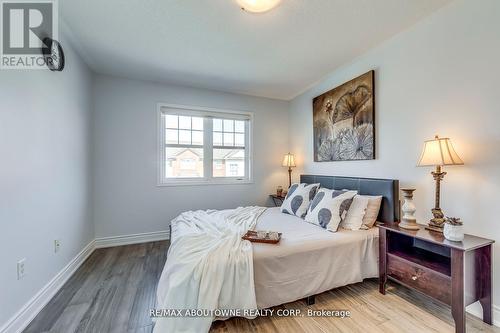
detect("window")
[158,104,252,185]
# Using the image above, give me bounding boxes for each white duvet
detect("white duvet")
[252,208,379,309]
[153,206,266,333]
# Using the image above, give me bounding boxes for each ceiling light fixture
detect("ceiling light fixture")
[236,0,281,13]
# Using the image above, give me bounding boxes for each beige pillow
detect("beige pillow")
[361,195,383,228]
[341,195,369,230]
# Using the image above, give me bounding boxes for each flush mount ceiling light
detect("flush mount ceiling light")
[236,0,281,13]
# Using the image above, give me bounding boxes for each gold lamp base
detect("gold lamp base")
[425,225,444,233]
[424,167,447,233]
[425,208,445,232]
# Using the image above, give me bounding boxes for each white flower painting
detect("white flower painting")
[313,71,375,161]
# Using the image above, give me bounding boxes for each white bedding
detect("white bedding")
[154,206,266,333]
[253,207,379,309]
[155,206,379,332]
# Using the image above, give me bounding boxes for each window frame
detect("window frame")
[157,103,253,186]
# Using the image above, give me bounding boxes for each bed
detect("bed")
[156,175,399,333]
[253,175,400,309]
[253,207,379,308]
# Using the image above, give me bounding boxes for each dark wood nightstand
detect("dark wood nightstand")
[269,194,285,207]
[378,222,494,333]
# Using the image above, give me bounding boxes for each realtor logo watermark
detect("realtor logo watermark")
[0,0,58,69]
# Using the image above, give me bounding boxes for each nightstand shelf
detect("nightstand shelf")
[378,222,494,333]
[269,194,285,207]
[388,248,451,277]
[387,232,451,276]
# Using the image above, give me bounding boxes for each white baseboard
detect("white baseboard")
[467,302,500,327]
[0,240,96,333]
[0,230,170,333]
[94,230,170,249]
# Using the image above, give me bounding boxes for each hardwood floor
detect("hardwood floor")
[24,241,499,333]
[212,281,499,333]
[24,242,168,333]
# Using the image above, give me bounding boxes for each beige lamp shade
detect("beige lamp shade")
[282,153,296,167]
[417,135,464,166]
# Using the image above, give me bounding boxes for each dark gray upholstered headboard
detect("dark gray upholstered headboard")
[300,175,400,223]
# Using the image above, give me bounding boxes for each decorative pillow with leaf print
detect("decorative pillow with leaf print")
[304,189,357,232]
[280,183,320,218]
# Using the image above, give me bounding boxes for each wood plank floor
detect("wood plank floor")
[24,242,168,333]
[24,241,499,333]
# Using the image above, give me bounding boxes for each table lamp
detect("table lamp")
[417,135,464,232]
[282,153,296,188]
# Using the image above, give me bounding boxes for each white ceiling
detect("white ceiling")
[61,0,451,100]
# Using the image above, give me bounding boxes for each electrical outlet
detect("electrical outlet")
[54,239,61,253]
[17,259,26,280]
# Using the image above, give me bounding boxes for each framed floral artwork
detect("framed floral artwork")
[313,70,375,161]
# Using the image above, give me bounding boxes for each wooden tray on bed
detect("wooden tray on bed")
[242,230,282,244]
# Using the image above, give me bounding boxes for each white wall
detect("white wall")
[92,75,289,238]
[0,38,94,326]
[289,0,500,315]
[2,0,499,328]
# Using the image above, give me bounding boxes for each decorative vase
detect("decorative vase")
[399,188,420,230]
[443,221,464,242]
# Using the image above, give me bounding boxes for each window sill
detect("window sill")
[157,179,254,187]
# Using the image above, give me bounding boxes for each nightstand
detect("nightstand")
[269,194,285,207]
[378,222,494,333]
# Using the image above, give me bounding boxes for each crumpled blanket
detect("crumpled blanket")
[153,206,266,333]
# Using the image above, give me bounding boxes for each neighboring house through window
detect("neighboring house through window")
[159,104,252,185]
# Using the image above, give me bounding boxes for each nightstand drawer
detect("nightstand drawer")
[387,254,451,305]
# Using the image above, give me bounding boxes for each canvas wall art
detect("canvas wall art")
[313,70,375,161]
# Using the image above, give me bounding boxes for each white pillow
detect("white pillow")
[280,183,320,218]
[361,195,383,228]
[305,189,357,232]
[341,195,370,230]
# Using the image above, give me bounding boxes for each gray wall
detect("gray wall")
[288,0,500,315]
[92,75,289,238]
[3,0,499,327]
[0,38,94,325]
